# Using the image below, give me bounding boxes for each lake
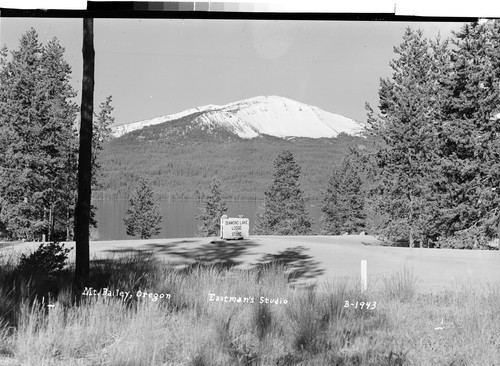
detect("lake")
[94,199,323,240]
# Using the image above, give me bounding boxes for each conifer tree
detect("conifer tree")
[321,157,366,235]
[365,22,500,249]
[0,29,78,241]
[196,178,228,237]
[431,20,500,247]
[366,28,450,247]
[92,95,115,190]
[89,95,115,228]
[123,177,163,239]
[255,150,312,235]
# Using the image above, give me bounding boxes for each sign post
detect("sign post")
[220,214,228,238]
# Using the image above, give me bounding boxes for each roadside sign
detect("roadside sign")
[220,216,249,239]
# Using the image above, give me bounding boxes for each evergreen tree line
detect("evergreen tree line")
[0,29,114,241]
[190,150,367,238]
[363,21,500,249]
[121,149,366,240]
[253,150,366,236]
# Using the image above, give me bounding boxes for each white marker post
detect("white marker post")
[361,260,367,293]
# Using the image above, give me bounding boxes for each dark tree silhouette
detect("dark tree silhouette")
[0,29,78,241]
[255,150,313,235]
[196,178,228,237]
[123,177,163,239]
[75,18,94,286]
[366,28,449,247]
[321,157,366,235]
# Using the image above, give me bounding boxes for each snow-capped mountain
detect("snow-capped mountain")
[111,96,364,139]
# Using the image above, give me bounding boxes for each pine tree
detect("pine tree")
[366,28,450,247]
[321,157,366,235]
[123,177,163,239]
[40,38,79,242]
[365,22,500,249]
[0,29,78,241]
[196,178,228,237]
[431,20,500,248]
[254,150,312,235]
[92,95,114,189]
[89,95,115,227]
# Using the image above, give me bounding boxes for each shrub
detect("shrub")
[436,227,493,249]
[382,266,418,301]
[17,242,72,280]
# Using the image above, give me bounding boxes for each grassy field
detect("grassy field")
[0,237,499,365]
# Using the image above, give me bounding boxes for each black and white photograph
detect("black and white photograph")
[0,4,499,365]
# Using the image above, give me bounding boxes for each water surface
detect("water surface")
[94,199,322,240]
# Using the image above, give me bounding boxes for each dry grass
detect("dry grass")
[0,250,498,365]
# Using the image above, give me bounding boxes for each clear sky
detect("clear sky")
[1,17,464,125]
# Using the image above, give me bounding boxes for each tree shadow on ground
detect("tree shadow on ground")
[98,239,260,272]
[88,250,160,290]
[160,239,261,271]
[102,241,184,256]
[143,240,197,255]
[96,240,324,282]
[253,246,324,283]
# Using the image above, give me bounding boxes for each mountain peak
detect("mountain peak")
[111,96,363,139]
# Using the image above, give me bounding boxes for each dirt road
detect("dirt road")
[2,235,498,293]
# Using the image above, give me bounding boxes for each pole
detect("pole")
[361,260,367,293]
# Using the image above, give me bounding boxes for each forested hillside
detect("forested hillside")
[97,131,367,201]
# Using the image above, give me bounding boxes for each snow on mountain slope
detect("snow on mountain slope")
[111,104,218,138]
[111,95,364,139]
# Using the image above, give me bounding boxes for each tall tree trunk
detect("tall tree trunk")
[409,193,414,248]
[498,218,500,247]
[48,204,52,242]
[43,207,47,241]
[75,18,94,288]
[66,206,70,241]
